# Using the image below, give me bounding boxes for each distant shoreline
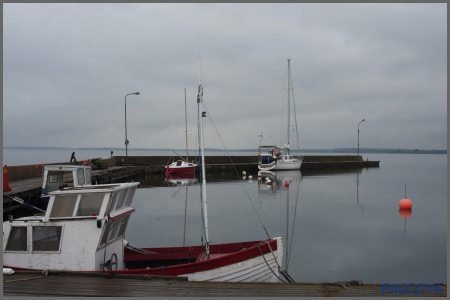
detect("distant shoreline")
[3,147,447,154]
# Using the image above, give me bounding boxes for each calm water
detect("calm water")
[126,153,446,284]
[2,149,447,284]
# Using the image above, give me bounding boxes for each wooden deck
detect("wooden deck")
[3,271,446,297]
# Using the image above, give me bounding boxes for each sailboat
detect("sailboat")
[3,60,285,283]
[258,59,302,171]
[164,88,198,174]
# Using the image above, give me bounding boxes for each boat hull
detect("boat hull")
[124,237,284,282]
[259,161,302,171]
[4,238,283,282]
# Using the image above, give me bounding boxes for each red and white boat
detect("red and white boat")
[164,159,197,174]
[3,64,285,282]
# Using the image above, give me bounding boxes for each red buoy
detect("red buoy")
[284,181,289,188]
[399,198,412,209]
[399,183,412,209]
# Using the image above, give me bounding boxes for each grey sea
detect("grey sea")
[2,148,447,284]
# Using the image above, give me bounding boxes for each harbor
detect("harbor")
[2,153,447,297]
[3,154,379,216]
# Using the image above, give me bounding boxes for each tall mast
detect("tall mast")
[287,58,291,153]
[197,55,210,258]
[184,88,188,160]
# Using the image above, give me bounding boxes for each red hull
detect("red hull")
[164,166,197,174]
[121,239,277,276]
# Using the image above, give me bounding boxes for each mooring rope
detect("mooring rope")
[264,240,295,283]
[254,244,286,283]
[4,269,49,283]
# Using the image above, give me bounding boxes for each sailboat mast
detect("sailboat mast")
[197,55,210,258]
[287,58,291,153]
[185,88,188,160]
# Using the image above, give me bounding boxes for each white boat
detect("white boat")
[2,61,287,283]
[258,59,303,171]
[40,164,93,205]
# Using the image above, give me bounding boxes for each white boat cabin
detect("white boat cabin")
[41,165,92,197]
[3,182,139,272]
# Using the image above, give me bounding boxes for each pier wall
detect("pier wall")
[112,155,363,166]
[5,155,375,181]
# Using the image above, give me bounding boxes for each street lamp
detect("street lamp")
[125,92,140,162]
[357,119,365,157]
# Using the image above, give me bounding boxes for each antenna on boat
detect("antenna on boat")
[197,55,210,259]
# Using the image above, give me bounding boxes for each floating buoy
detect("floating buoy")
[399,198,412,209]
[257,172,262,178]
[248,175,253,179]
[242,171,246,176]
[399,183,412,209]
[266,178,272,185]
[284,181,289,187]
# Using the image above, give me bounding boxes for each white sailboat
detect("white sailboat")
[259,58,302,171]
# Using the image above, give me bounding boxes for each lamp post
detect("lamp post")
[357,119,365,157]
[125,92,140,162]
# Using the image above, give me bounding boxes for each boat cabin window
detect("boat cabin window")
[124,186,136,207]
[176,160,183,166]
[49,171,59,183]
[117,215,130,238]
[77,169,85,185]
[114,189,126,211]
[288,155,294,160]
[50,195,79,218]
[5,226,28,252]
[76,193,105,216]
[85,169,91,185]
[63,171,74,185]
[98,215,130,248]
[32,226,62,252]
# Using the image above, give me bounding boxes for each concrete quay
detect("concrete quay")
[114,155,380,174]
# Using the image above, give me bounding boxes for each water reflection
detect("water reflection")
[257,170,302,273]
[356,170,364,212]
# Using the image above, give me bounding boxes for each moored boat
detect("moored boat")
[258,59,303,171]
[164,159,197,174]
[164,88,198,175]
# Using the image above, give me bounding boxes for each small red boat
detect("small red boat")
[164,160,197,174]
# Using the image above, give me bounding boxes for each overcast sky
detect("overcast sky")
[3,3,447,151]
